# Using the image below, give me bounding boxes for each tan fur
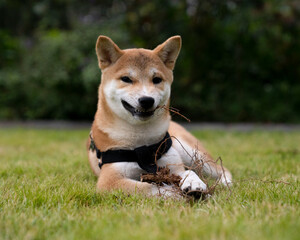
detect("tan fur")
[96,164,155,195]
[169,121,211,157]
[91,121,118,151]
[88,35,232,197]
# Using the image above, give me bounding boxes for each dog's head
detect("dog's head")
[96,35,181,124]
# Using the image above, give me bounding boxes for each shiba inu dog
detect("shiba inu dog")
[87,35,232,198]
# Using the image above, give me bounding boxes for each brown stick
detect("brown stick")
[160,105,191,122]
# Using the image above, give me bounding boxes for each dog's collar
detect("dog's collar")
[89,132,172,174]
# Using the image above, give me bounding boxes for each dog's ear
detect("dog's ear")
[154,36,181,70]
[95,36,124,70]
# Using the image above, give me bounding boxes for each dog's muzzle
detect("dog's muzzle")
[121,99,156,118]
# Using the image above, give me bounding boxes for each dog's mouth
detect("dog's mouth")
[121,100,156,119]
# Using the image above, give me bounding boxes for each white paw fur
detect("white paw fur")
[179,170,207,192]
[220,171,233,186]
[151,184,182,199]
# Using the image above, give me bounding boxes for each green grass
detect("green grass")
[0,128,299,240]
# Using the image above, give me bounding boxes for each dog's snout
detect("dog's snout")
[138,97,155,110]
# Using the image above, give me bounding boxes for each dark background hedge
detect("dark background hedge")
[1,0,300,122]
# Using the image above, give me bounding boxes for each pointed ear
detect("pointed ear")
[95,36,124,70]
[154,36,182,70]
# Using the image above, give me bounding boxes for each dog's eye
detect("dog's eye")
[152,77,162,84]
[120,76,133,83]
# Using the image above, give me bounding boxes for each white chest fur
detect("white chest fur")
[97,116,170,149]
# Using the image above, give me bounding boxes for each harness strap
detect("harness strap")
[89,132,172,174]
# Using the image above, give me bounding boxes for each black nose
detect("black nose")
[138,96,155,110]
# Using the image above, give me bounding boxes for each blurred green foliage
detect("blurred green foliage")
[0,0,300,122]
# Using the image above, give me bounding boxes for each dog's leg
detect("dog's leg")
[173,138,232,186]
[96,164,181,198]
[169,122,232,185]
[158,147,208,193]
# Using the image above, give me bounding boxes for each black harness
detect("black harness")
[89,132,172,174]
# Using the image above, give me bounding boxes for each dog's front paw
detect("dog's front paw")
[220,171,233,186]
[151,184,182,199]
[179,170,207,193]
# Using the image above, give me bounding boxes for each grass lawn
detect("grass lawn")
[0,127,299,240]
